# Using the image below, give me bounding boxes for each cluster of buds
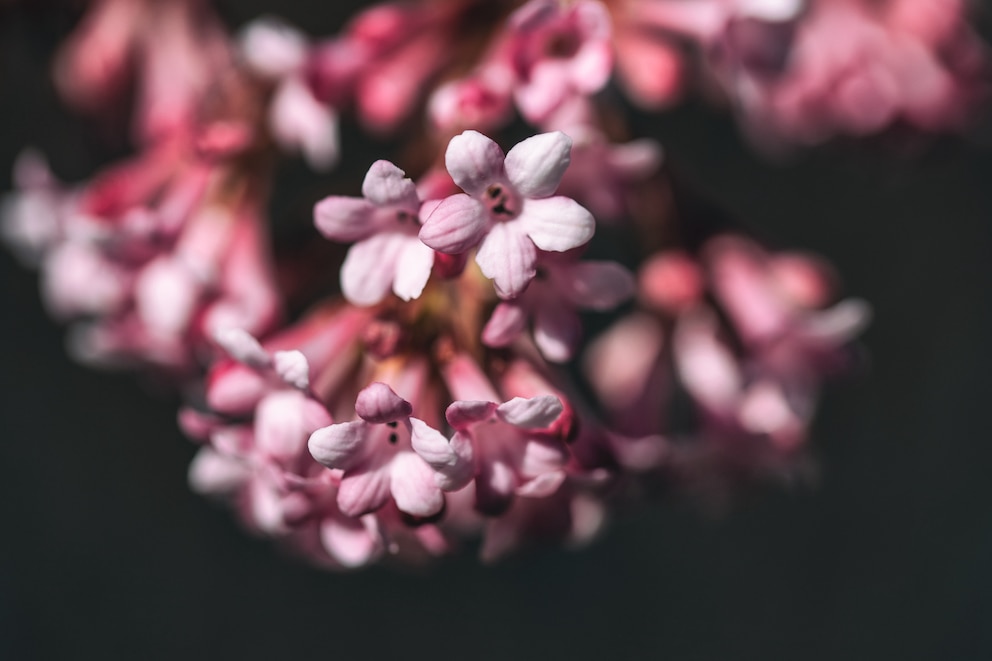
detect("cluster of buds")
[3,0,979,567]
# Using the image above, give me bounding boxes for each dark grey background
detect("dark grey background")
[2,2,992,659]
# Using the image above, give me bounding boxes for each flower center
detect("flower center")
[485,183,518,219]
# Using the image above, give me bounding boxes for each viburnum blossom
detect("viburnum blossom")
[420,130,595,298]
[7,0,980,570]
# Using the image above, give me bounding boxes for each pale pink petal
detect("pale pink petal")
[518,436,569,476]
[337,462,393,516]
[273,350,310,389]
[270,77,339,170]
[188,448,249,495]
[308,420,370,470]
[361,160,420,208]
[514,62,571,124]
[320,516,382,568]
[533,303,581,363]
[355,382,412,423]
[418,194,488,254]
[256,391,331,462]
[213,328,271,368]
[134,257,201,337]
[517,196,595,252]
[392,237,434,302]
[504,131,572,198]
[446,400,498,430]
[410,418,475,491]
[515,470,566,498]
[238,18,308,79]
[560,260,635,310]
[314,196,377,243]
[206,364,267,414]
[482,302,528,347]
[496,395,563,429]
[475,222,537,298]
[389,452,444,517]
[340,232,407,306]
[444,130,506,197]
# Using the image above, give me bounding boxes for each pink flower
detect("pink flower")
[419,130,595,298]
[314,160,435,306]
[483,250,635,362]
[503,0,614,124]
[309,379,472,519]
[441,353,569,515]
[239,18,340,169]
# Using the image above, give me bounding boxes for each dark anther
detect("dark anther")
[386,421,398,428]
[487,185,502,199]
[388,432,398,444]
[493,202,510,215]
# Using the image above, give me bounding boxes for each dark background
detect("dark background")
[2,2,992,659]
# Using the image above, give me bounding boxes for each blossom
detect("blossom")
[308,379,472,518]
[420,130,595,298]
[482,250,636,362]
[314,160,435,306]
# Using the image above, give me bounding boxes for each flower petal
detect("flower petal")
[533,303,581,363]
[446,400,498,430]
[389,452,444,517]
[475,222,537,299]
[213,327,271,368]
[273,349,310,389]
[410,418,475,491]
[337,462,393,516]
[496,395,563,429]
[188,448,249,495]
[355,382,412,424]
[340,232,407,306]
[559,260,635,310]
[504,131,572,198]
[482,301,528,347]
[308,420,370,470]
[392,236,434,302]
[314,196,377,243]
[517,196,595,252]
[418,194,488,254]
[515,469,566,498]
[256,390,331,462]
[361,160,420,209]
[320,515,382,568]
[444,130,506,196]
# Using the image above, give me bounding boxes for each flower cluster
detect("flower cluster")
[3,0,981,568]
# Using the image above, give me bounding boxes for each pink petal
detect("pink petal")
[389,452,444,517]
[533,303,581,363]
[445,400,498,430]
[206,363,267,414]
[444,130,506,197]
[213,328,271,368]
[187,448,249,495]
[514,62,571,124]
[515,470,566,498]
[504,131,572,198]
[238,18,308,78]
[410,418,475,491]
[496,395,563,429]
[392,236,434,302]
[482,302,528,347]
[517,196,595,252]
[273,350,310,389]
[355,382,412,424]
[361,160,420,209]
[475,222,537,298]
[256,391,331,462]
[314,196,378,243]
[270,77,339,170]
[560,260,635,310]
[518,436,569,477]
[308,420,370,470]
[320,515,382,568]
[340,232,407,306]
[337,462,393,516]
[418,194,488,254]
